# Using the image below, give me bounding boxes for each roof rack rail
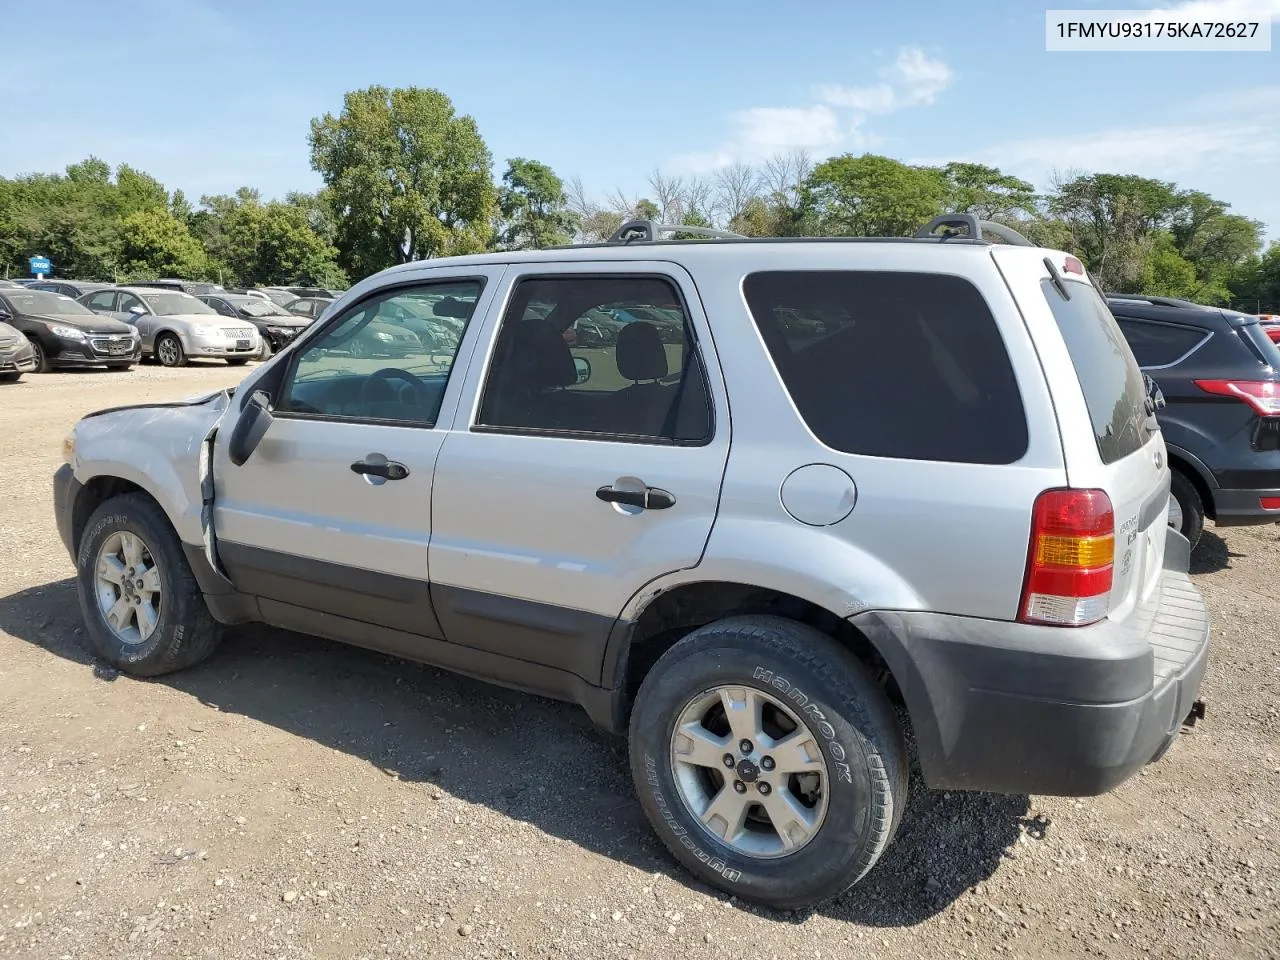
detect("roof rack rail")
[1104,293,1200,309]
[913,214,1033,247]
[607,219,747,244]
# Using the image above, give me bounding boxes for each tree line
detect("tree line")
[1,85,1276,312]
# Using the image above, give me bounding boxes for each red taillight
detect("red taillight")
[1020,488,1114,627]
[1265,327,1280,345]
[1063,255,1085,275]
[1194,379,1280,417]
[1261,497,1280,510]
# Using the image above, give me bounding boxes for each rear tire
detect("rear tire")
[75,493,222,676]
[1169,469,1205,550]
[155,334,186,368]
[629,615,906,909]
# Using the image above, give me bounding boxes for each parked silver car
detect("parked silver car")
[79,286,260,367]
[54,215,1208,910]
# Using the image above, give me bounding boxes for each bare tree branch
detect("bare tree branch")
[714,163,763,224]
[648,168,686,223]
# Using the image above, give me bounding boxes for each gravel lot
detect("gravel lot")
[1,365,1278,960]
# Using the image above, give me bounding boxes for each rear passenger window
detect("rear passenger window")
[1042,281,1151,466]
[1115,318,1205,367]
[742,271,1027,464]
[476,276,712,443]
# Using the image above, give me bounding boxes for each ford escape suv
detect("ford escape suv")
[53,216,1210,910]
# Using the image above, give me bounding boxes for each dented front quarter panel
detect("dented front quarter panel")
[71,391,232,546]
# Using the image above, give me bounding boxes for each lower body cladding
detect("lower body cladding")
[855,530,1208,796]
[51,464,1208,799]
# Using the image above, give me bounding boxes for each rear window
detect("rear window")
[1043,280,1150,465]
[1114,318,1206,367]
[742,271,1028,464]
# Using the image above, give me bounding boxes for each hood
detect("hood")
[31,312,135,334]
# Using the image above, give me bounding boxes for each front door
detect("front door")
[428,263,731,683]
[211,268,504,655]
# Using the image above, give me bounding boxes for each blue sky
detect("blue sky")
[3,0,1278,237]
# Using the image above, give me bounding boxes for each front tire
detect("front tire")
[26,337,51,373]
[75,493,222,676]
[0,371,20,383]
[155,333,187,368]
[106,362,133,371]
[226,358,249,367]
[629,615,906,909]
[1169,469,1205,550]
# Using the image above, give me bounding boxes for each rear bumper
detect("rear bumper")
[1209,487,1280,527]
[852,531,1210,797]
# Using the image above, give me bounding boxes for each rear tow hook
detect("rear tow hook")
[1182,699,1207,728]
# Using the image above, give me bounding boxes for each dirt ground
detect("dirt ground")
[1,365,1278,960]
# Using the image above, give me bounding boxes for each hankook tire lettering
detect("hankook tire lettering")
[752,668,854,783]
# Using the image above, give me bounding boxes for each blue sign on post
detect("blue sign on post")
[29,256,52,276]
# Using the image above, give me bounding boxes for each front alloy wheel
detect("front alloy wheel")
[94,531,162,644]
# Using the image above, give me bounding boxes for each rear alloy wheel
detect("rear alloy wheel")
[629,615,906,909]
[1169,469,1205,550]
[155,333,186,368]
[27,337,51,373]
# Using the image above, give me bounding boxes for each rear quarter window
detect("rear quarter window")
[1043,281,1151,465]
[742,271,1028,464]
[1114,317,1207,367]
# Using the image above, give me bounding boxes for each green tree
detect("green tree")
[940,162,1037,222]
[1048,173,1183,291]
[309,85,497,277]
[193,190,345,287]
[1230,242,1280,313]
[1137,231,1199,298]
[117,209,208,279]
[802,154,947,237]
[497,158,578,250]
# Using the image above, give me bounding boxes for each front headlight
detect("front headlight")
[61,430,76,466]
[373,331,394,342]
[50,325,87,342]
[190,325,218,338]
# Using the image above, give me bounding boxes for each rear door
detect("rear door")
[996,249,1169,621]
[427,261,730,683]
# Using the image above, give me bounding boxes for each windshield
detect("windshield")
[141,292,215,316]
[240,300,290,317]
[2,290,95,316]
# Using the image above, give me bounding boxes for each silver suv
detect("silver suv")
[53,216,1210,909]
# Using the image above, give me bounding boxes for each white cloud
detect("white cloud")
[672,46,953,172]
[817,48,955,112]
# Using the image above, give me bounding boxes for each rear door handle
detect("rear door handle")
[596,484,676,510]
[350,457,410,481]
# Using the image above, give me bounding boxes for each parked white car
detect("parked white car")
[79,286,260,367]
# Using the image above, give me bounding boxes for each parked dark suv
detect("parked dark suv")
[1108,294,1280,547]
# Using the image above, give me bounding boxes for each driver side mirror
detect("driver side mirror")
[0,308,10,323]
[129,305,146,316]
[228,390,274,466]
[573,356,591,384]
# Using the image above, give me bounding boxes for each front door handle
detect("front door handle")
[596,484,676,510]
[350,457,410,481]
